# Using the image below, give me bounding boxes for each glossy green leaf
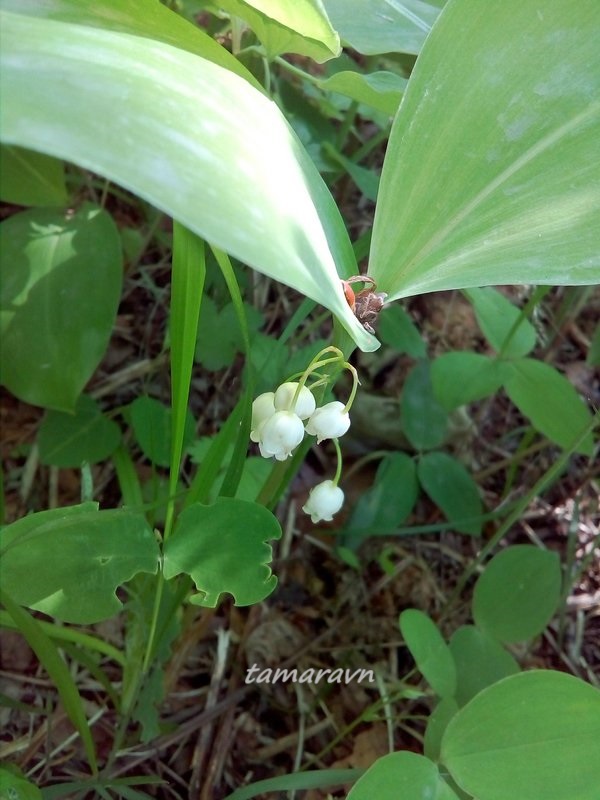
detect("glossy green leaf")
[0,7,376,352]
[370,0,600,299]
[465,288,537,357]
[1,0,263,91]
[217,0,340,62]
[401,361,448,450]
[0,504,160,623]
[431,352,507,410]
[473,545,561,644]
[424,697,459,762]
[399,609,456,698]
[0,204,122,411]
[378,305,427,359]
[347,751,455,800]
[163,498,281,606]
[38,395,121,467]
[321,71,406,115]
[0,144,67,206]
[417,452,482,535]
[347,452,419,533]
[321,0,442,55]
[442,671,600,800]
[129,396,195,468]
[449,625,519,707]
[504,358,594,455]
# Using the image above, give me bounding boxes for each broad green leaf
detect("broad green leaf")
[321,71,406,115]
[399,609,456,698]
[449,625,519,707]
[465,288,537,357]
[347,751,455,800]
[323,144,380,202]
[504,358,594,455]
[321,0,442,55]
[129,396,195,468]
[347,452,419,533]
[195,297,263,371]
[0,204,122,411]
[473,545,561,644]
[401,361,448,450]
[417,452,482,536]
[1,0,263,91]
[424,697,459,762]
[431,352,506,410]
[163,498,281,606]
[217,0,340,62]
[0,505,159,623]
[0,8,377,352]
[0,144,67,206]
[378,305,427,359]
[370,0,600,299]
[442,671,600,800]
[38,395,121,467]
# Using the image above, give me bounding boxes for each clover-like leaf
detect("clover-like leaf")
[163,498,282,607]
[0,504,160,623]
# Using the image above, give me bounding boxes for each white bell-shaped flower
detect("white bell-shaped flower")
[250,392,276,443]
[258,410,305,461]
[303,480,344,523]
[305,401,350,443]
[274,381,316,420]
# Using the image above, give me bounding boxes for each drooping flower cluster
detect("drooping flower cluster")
[250,347,357,524]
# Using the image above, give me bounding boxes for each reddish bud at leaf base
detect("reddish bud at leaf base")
[305,401,350,443]
[303,480,344,523]
[258,410,305,461]
[274,382,316,420]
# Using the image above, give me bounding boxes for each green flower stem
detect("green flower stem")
[332,438,343,486]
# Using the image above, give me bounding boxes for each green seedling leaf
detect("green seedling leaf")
[378,305,427,359]
[322,0,442,55]
[129,396,195,468]
[38,394,121,467]
[370,1,600,299]
[473,545,561,644]
[465,287,536,357]
[0,766,43,800]
[0,204,122,412]
[441,671,600,800]
[0,144,67,206]
[195,297,263,371]
[424,697,459,762]
[2,0,262,91]
[0,504,160,623]
[449,625,519,707]
[399,609,456,698]
[417,452,482,536]
[217,0,340,62]
[347,452,419,533]
[321,71,406,115]
[504,358,594,455]
[401,361,448,450]
[431,352,507,410]
[163,498,281,606]
[323,145,380,202]
[347,751,455,800]
[0,7,376,351]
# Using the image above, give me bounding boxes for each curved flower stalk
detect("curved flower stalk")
[249,347,357,523]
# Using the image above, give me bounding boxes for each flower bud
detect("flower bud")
[258,410,305,461]
[305,401,350,443]
[302,480,344,523]
[250,392,276,442]
[274,382,316,420]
